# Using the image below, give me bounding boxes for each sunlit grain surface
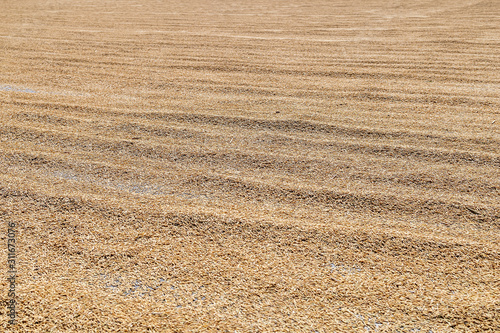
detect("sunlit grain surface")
[0,0,499,331]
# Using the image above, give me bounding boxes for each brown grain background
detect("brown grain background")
[0,0,499,331]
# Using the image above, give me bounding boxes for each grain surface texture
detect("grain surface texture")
[0,0,499,332]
